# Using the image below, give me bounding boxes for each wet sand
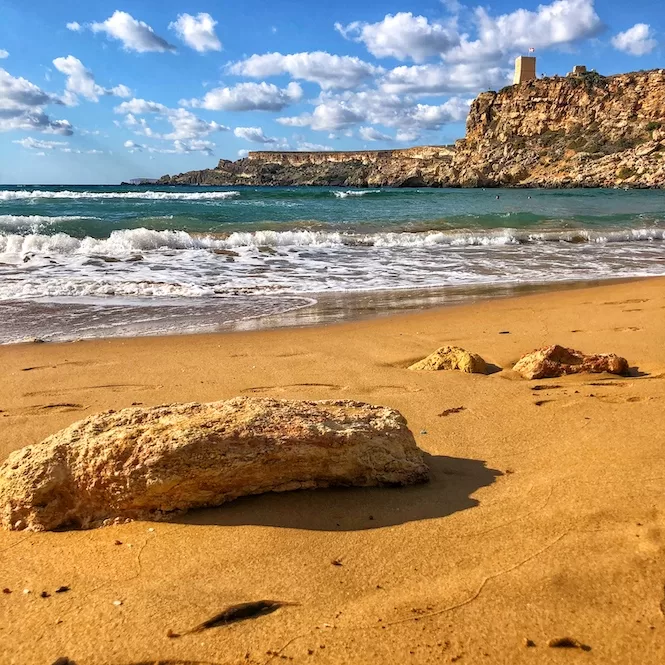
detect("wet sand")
[1,277,664,664]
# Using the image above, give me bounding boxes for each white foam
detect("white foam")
[0,215,95,232]
[333,190,381,198]
[0,190,240,201]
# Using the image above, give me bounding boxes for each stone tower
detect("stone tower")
[513,56,536,85]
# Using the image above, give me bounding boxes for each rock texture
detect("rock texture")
[513,345,629,379]
[0,397,429,531]
[157,70,665,189]
[408,346,488,374]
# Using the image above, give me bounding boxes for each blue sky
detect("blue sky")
[0,0,662,183]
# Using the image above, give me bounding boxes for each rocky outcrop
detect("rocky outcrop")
[513,345,629,379]
[408,346,488,374]
[157,69,665,188]
[0,397,429,531]
[453,70,665,188]
[158,146,455,188]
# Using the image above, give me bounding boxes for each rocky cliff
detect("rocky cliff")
[158,69,665,188]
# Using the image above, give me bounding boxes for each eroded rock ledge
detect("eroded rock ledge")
[0,397,429,531]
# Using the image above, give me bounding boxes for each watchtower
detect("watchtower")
[513,56,536,85]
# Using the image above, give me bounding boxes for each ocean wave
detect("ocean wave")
[1,226,665,256]
[0,215,97,232]
[0,190,241,201]
[333,190,382,198]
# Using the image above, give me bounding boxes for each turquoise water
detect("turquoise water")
[1,185,664,341]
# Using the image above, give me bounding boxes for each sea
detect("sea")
[1,185,664,343]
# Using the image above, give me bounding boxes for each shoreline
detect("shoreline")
[0,275,656,344]
[2,276,665,664]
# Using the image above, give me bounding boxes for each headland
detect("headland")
[158,68,665,189]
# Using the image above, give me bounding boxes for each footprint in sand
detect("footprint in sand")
[242,383,344,394]
[603,299,649,305]
[23,383,160,398]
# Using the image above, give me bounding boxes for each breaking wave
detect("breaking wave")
[1,226,665,256]
[333,190,382,198]
[0,190,241,201]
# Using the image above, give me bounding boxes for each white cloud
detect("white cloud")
[0,49,8,59]
[396,129,420,142]
[447,0,603,63]
[0,67,73,134]
[440,0,462,14]
[278,89,470,133]
[381,63,510,95]
[228,51,382,90]
[66,22,82,32]
[53,56,131,103]
[234,126,280,143]
[359,126,392,142]
[296,142,333,152]
[611,23,657,56]
[185,81,302,112]
[169,13,221,52]
[238,149,249,158]
[13,137,67,150]
[335,12,459,63]
[91,11,176,53]
[124,139,143,152]
[115,98,168,115]
[115,98,227,142]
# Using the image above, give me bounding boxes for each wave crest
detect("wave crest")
[0,190,241,201]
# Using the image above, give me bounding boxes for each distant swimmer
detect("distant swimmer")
[495,195,500,199]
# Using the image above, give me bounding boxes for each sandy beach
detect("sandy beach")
[1,277,665,665]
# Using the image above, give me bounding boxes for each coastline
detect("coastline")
[2,276,665,664]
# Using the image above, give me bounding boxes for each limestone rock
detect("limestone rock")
[408,346,488,374]
[513,345,629,380]
[0,397,429,532]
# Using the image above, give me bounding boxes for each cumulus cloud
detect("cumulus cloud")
[233,126,280,143]
[0,49,8,59]
[296,142,333,152]
[53,56,131,103]
[115,98,227,143]
[91,11,176,53]
[169,13,221,52]
[396,129,421,142]
[228,51,382,90]
[447,0,604,63]
[0,67,73,134]
[381,63,509,95]
[611,23,657,56]
[335,12,459,63]
[66,22,82,32]
[238,149,249,158]
[278,89,470,134]
[184,81,302,112]
[359,126,393,142]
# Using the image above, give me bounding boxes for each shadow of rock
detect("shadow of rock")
[485,363,504,375]
[627,366,649,378]
[173,454,502,531]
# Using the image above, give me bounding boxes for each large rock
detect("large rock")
[0,398,429,532]
[513,345,629,380]
[408,346,488,374]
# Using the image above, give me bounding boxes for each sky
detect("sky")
[0,0,663,184]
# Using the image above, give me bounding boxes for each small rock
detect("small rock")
[113,600,123,606]
[513,345,628,380]
[40,591,51,598]
[547,637,590,650]
[523,638,536,647]
[22,588,31,595]
[408,346,488,374]
[2,588,11,594]
[55,586,70,594]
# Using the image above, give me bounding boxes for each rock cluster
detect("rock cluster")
[408,346,488,374]
[513,345,629,379]
[0,398,429,531]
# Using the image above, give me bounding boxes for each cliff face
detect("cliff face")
[158,69,665,188]
[454,69,665,187]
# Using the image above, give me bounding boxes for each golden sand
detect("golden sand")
[1,277,664,664]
